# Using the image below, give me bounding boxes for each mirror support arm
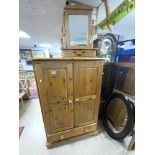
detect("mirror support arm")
[103,0,112,31]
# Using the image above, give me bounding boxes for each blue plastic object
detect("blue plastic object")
[115,39,135,62]
[117,48,135,56]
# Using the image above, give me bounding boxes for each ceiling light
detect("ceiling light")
[19,31,31,38]
[39,44,51,48]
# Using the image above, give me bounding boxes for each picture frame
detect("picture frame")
[32,50,45,58]
[20,49,32,60]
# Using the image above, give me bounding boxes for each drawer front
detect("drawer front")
[47,123,97,143]
[62,50,96,57]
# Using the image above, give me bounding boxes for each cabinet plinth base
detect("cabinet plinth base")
[46,124,99,149]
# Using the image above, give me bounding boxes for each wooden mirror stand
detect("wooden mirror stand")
[61,3,97,57]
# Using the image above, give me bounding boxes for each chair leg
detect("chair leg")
[26,90,31,103]
[20,97,25,111]
[128,132,135,151]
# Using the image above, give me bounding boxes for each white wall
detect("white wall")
[48,43,61,58]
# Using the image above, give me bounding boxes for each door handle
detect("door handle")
[60,134,64,139]
[68,100,73,104]
[75,98,81,106]
[39,79,43,83]
[74,51,84,56]
[69,100,73,111]
[75,98,79,102]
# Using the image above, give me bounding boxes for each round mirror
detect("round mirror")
[107,97,128,133]
[102,92,135,139]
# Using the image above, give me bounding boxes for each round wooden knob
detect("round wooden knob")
[69,100,72,104]
[85,128,88,132]
[60,135,64,139]
[75,98,79,102]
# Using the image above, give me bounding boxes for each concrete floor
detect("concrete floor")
[19,99,135,155]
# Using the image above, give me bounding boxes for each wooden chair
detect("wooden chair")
[19,70,29,110]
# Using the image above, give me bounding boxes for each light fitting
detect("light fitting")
[19,31,31,39]
[39,44,51,48]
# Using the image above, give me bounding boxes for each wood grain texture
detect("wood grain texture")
[32,62,51,134]
[46,130,99,149]
[47,123,97,146]
[32,58,105,61]
[33,59,103,147]
[33,61,74,134]
[121,68,135,96]
[67,64,73,99]
[44,68,67,101]
[74,100,96,126]
[64,4,93,11]
[114,63,135,96]
[94,62,103,122]
[74,62,103,127]
[62,49,96,57]
[48,102,73,133]
[62,4,93,49]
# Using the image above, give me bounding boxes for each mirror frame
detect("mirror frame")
[63,5,93,49]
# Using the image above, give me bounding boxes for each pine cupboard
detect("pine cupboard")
[32,58,104,148]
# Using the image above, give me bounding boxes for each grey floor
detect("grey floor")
[19,99,135,155]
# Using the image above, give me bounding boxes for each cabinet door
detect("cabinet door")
[33,61,73,134]
[74,62,103,127]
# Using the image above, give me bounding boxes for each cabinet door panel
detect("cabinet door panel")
[74,62,103,127]
[49,103,73,132]
[33,62,74,134]
[74,100,95,126]
[79,68,97,96]
[44,69,67,101]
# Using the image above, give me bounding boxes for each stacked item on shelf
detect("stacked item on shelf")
[116,39,135,63]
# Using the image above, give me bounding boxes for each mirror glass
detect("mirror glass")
[69,15,88,46]
[106,97,128,133]
[100,38,113,61]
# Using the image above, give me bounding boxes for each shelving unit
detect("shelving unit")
[115,39,135,62]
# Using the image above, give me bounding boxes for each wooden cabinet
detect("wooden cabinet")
[33,58,104,148]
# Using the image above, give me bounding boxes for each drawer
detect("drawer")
[47,123,97,143]
[62,49,96,57]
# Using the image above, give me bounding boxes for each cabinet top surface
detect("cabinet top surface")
[61,48,98,50]
[32,57,106,61]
